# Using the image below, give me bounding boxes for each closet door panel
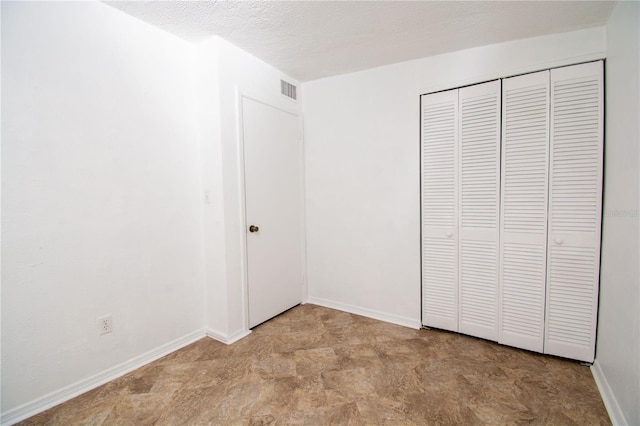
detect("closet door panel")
[458,80,501,341]
[421,89,459,331]
[545,62,603,362]
[499,71,550,352]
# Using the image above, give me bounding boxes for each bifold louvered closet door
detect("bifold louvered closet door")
[421,61,603,363]
[499,70,550,353]
[458,81,501,341]
[421,80,501,339]
[421,89,459,332]
[545,62,603,362]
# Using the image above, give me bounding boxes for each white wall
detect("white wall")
[1,1,205,419]
[198,37,302,340]
[302,27,606,328]
[196,38,228,338]
[594,2,640,424]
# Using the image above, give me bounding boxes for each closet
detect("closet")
[420,61,603,363]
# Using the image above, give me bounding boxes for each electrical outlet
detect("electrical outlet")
[98,314,113,335]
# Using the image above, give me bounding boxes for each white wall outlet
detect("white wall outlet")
[98,314,113,335]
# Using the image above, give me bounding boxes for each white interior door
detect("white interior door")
[544,61,603,362]
[421,89,459,332]
[242,96,303,328]
[458,80,501,342]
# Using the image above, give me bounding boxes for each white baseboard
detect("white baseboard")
[591,359,627,425]
[1,329,206,426]
[305,296,421,330]
[206,328,251,345]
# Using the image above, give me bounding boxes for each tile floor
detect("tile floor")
[20,304,610,425]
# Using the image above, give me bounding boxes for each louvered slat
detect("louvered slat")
[460,240,498,330]
[501,242,546,341]
[544,61,603,363]
[458,80,500,341]
[502,82,549,234]
[547,246,596,347]
[421,89,459,332]
[423,236,457,324]
[499,71,549,353]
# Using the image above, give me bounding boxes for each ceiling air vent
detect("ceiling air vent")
[281,79,297,100]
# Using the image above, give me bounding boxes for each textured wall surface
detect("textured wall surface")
[1,0,205,414]
[597,2,640,424]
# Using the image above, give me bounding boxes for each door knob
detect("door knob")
[249,225,259,233]
[446,232,453,238]
[555,238,564,245]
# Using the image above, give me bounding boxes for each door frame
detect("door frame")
[235,88,307,333]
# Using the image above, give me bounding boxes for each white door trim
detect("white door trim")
[235,87,306,333]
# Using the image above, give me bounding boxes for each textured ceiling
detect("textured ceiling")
[105,1,616,82]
